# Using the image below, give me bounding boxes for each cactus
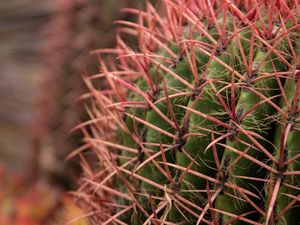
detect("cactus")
[77,0,300,224]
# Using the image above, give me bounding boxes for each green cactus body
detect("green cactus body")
[268,72,300,224]
[215,47,287,224]
[78,1,300,224]
[175,29,251,189]
[256,39,300,225]
[168,33,248,223]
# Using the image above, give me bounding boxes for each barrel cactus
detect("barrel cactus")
[76,0,300,224]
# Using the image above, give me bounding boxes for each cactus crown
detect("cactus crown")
[77,1,300,224]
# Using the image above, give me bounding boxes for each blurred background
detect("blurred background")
[0,0,140,224]
[0,0,56,172]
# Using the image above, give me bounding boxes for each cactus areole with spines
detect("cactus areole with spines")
[78,0,300,224]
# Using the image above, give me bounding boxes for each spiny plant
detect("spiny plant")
[76,0,300,224]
